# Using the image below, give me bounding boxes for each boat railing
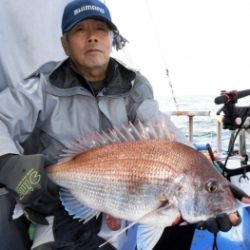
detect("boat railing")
[168,110,246,153]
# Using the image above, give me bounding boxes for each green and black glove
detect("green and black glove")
[196,213,239,233]
[196,184,250,233]
[0,154,60,225]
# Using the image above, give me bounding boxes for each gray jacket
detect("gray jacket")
[0,58,190,162]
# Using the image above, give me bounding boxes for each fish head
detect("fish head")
[173,152,238,223]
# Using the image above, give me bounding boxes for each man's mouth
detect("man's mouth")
[86,49,101,54]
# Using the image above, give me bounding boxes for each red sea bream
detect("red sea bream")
[47,120,238,248]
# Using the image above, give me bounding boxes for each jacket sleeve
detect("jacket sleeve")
[129,73,194,148]
[0,76,44,155]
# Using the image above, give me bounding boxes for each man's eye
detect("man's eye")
[96,26,108,31]
[73,25,85,32]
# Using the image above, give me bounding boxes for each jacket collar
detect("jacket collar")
[47,57,137,96]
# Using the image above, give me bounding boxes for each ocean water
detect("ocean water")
[157,94,250,152]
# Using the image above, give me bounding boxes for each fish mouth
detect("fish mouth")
[229,183,250,202]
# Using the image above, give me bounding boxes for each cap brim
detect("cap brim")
[63,16,117,33]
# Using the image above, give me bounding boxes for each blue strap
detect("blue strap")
[121,224,138,250]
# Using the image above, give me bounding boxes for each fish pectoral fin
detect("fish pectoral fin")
[136,224,165,250]
[59,188,99,222]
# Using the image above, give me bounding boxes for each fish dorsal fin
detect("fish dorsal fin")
[59,188,100,222]
[60,118,175,161]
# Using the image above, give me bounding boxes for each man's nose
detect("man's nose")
[87,30,98,43]
[88,37,98,43]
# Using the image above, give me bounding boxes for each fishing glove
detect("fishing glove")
[0,154,60,225]
[195,213,239,233]
[195,183,250,233]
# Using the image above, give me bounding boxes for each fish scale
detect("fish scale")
[49,141,173,214]
[47,119,238,228]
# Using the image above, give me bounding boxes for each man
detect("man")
[0,0,248,249]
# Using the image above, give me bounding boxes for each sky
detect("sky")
[2,0,250,102]
[106,0,250,99]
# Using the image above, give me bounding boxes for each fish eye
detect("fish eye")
[206,180,218,193]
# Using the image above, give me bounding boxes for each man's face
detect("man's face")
[62,19,113,72]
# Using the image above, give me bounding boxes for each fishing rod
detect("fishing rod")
[144,0,179,110]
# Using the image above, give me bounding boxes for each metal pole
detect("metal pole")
[216,120,222,152]
[189,116,194,142]
[239,130,246,156]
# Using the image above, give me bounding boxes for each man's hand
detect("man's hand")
[105,214,121,231]
[196,212,241,233]
[0,154,60,225]
[196,183,250,233]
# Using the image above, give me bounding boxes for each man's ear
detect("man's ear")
[61,35,70,56]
